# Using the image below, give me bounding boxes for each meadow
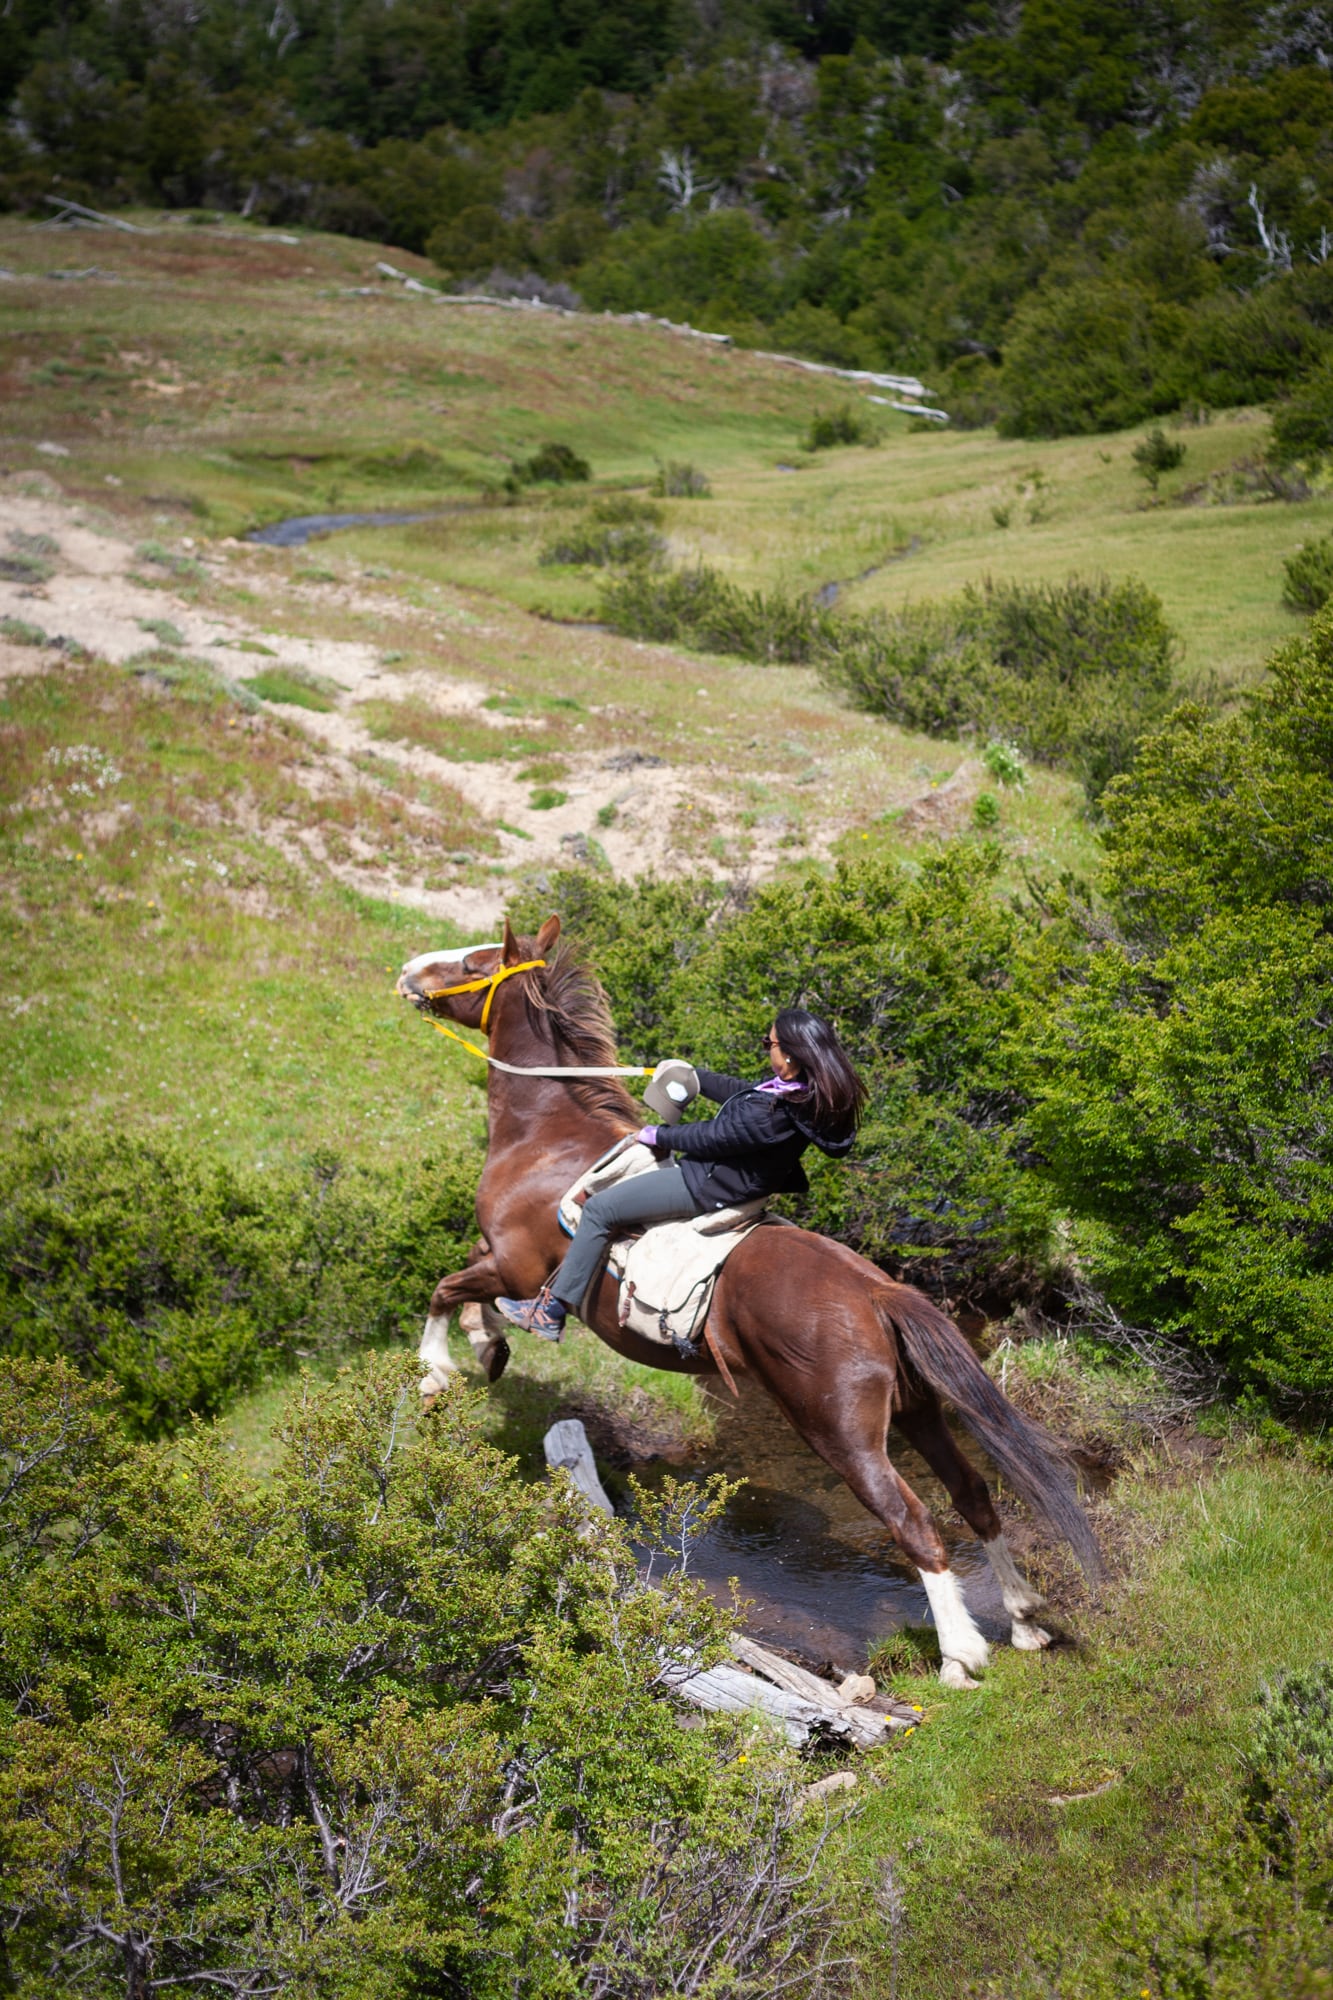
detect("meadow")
[4,210,1333,1997]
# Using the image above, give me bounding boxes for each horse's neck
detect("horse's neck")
[482,996,624,1156]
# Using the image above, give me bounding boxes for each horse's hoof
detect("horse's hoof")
[480,1336,510,1383]
[939,1658,981,1690]
[1012,1621,1052,1651]
[420,1392,437,1414]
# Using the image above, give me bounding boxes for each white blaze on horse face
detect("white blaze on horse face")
[918,1567,989,1683]
[401,942,502,979]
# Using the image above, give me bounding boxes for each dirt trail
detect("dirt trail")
[1,476,860,925]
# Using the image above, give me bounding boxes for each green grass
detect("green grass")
[1,218,1317,699]
[242,664,338,709]
[0,660,491,1165]
[845,1444,1333,1996]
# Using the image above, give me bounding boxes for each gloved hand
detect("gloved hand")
[637,1125,666,1152]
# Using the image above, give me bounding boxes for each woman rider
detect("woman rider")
[496,1008,867,1342]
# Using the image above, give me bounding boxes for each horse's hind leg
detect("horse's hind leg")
[894,1396,1051,1653]
[743,1354,991,1687]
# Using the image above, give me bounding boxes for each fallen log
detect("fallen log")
[677,1634,925,1750]
[40,196,152,235]
[543,1418,615,1516]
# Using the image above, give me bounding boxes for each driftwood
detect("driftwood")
[543,1418,615,1516]
[676,1634,925,1750]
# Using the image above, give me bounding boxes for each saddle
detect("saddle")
[557,1140,784,1356]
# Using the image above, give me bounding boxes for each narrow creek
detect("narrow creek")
[602,1377,1012,1673]
[246,508,454,547]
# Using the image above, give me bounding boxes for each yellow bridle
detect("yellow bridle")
[417,954,654,1079]
[427,956,548,1031]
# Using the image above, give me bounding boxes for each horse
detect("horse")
[397,915,1101,1688]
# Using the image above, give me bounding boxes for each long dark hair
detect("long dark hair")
[772,1008,867,1142]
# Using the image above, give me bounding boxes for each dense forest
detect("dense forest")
[7,0,1333,437]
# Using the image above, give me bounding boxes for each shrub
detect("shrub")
[1283,533,1333,614]
[803,403,875,450]
[1026,609,1333,1400]
[0,1357,844,2000]
[0,1131,479,1434]
[515,440,591,485]
[1271,358,1333,465]
[997,278,1180,438]
[1099,607,1333,939]
[540,496,666,567]
[600,565,1179,798]
[1131,426,1186,492]
[982,737,1027,787]
[652,461,711,498]
[1245,1664,1333,1873]
[819,574,1181,800]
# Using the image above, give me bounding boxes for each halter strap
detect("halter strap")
[424,956,546,1030]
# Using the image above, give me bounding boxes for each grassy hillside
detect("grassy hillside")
[2,217,1326,693]
[6,211,1333,2000]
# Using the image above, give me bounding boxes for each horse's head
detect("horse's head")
[396,915,561,1029]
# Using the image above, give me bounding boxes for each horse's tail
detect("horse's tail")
[879,1288,1104,1579]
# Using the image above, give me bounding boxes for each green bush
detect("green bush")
[652,461,711,498]
[0,1131,479,1435]
[0,1356,841,1999]
[513,441,591,486]
[540,495,666,567]
[1283,534,1333,614]
[1270,358,1333,466]
[818,574,1182,800]
[802,403,875,450]
[1245,1664,1333,1874]
[601,565,1179,799]
[1130,426,1185,493]
[1024,609,1333,1400]
[997,278,1180,438]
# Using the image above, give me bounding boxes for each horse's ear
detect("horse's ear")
[501,916,522,965]
[535,913,561,957]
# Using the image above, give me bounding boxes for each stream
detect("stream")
[619,1379,1011,1672]
[246,509,444,547]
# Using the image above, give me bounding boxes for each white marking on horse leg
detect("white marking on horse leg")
[983,1533,1047,1620]
[919,1567,989,1685]
[419,1313,459,1396]
[1010,1619,1053,1650]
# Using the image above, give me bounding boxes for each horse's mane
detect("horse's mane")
[523,939,639,1127]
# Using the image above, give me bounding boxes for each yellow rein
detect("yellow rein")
[420,956,653,1079]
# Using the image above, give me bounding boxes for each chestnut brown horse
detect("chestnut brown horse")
[398,915,1100,1687]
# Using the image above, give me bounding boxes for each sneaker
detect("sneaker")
[495,1290,566,1343]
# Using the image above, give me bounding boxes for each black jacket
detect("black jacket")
[657,1068,855,1210]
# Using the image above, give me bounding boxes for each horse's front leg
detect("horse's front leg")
[421,1251,510,1401]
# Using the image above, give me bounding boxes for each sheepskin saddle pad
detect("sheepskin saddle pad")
[557,1139,781,1349]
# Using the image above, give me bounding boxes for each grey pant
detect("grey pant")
[550,1164,700,1314]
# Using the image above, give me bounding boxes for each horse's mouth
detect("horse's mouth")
[396,974,432,1010]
